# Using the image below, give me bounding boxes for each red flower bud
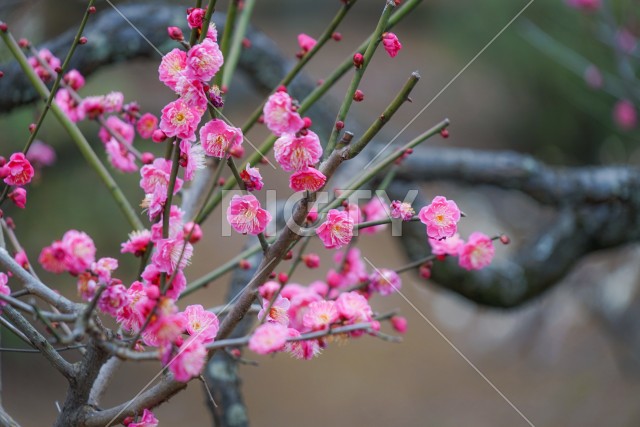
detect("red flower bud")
[167,26,184,41]
[141,152,155,164]
[335,120,344,131]
[284,251,293,261]
[499,234,510,245]
[242,38,251,48]
[353,89,364,102]
[78,37,88,45]
[278,272,289,284]
[440,128,449,139]
[88,6,96,14]
[353,52,364,68]
[302,117,312,129]
[28,123,36,133]
[239,259,252,270]
[151,129,167,143]
[332,32,342,41]
[18,39,29,48]
[0,23,8,32]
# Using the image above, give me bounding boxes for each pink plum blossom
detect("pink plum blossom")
[382,32,402,58]
[187,7,206,29]
[274,131,323,171]
[613,99,637,130]
[137,113,159,139]
[390,200,415,221]
[121,229,152,256]
[315,209,354,249]
[429,233,465,257]
[303,300,338,330]
[297,33,317,52]
[335,291,372,323]
[143,298,186,347]
[76,272,98,301]
[289,167,326,192]
[8,188,27,209]
[140,158,183,195]
[179,140,206,181]
[285,328,322,360]
[117,281,155,332]
[3,153,34,186]
[259,296,291,326]
[61,230,96,275]
[128,409,159,427]
[27,49,60,82]
[98,283,129,317]
[199,119,243,158]
[226,194,272,235]
[262,91,305,136]
[26,141,56,167]
[55,89,85,122]
[38,241,68,274]
[169,336,207,382]
[91,257,118,283]
[240,164,264,191]
[98,116,135,145]
[361,197,390,234]
[419,196,461,240]
[105,139,138,173]
[151,237,193,273]
[63,69,85,90]
[186,38,223,82]
[158,48,187,91]
[0,273,10,312]
[369,268,401,296]
[248,322,289,354]
[458,232,495,271]
[159,98,202,141]
[184,304,219,343]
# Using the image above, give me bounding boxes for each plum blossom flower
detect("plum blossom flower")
[289,167,326,192]
[38,241,68,273]
[0,273,10,312]
[143,298,187,347]
[429,233,465,257]
[613,99,637,131]
[259,296,291,326]
[240,164,264,191]
[159,98,202,141]
[184,304,219,343]
[3,153,34,186]
[169,336,207,382]
[248,322,289,354]
[151,237,193,273]
[76,272,98,301]
[105,139,138,173]
[285,328,322,360]
[140,158,183,195]
[226,194,272,235]
[419,196,461,240]
[369,268,401,296]
[63,69,85,90]
[566,0,601,11]
[316,209,354,249]
[361,197,390,234]
[263,91,305,136]
[136,113,158,139]
[117,281,155,332]
[335,292,372,323]
[390,200,414,221]
[273,131,323,171]
[91,257,118,282]
[55,89,84,122]
[179,140,206,181]
[187,7,206,29]
[303,300,338,330]
[8,188,27,209]
[121,230,152,256]
[297,33,317,52]
[98,116,135,145]
[128,409,159,427]
[382,32,402,58]
[186,38,224,82]
[27,49,60,82]
[26,141,56,167]
[158,48,188,91]
[61,230,96,275]
[98,283,129,317]
[199,119,243,158]
[458,232,495,271]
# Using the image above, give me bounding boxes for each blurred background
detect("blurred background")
[1,0,640,425]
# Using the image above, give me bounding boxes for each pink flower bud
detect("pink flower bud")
[382,32,402,58]
[353,52,364,68]
[184,221,203,243]
[151,129,167,143]
[390,316,408,334]
[8,188,26,209]
[167,26,184,41]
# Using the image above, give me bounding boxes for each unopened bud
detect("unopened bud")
[353,52,364,68]
[78,37,88,45]
[167,26,184,41]
[353,89,364,102]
